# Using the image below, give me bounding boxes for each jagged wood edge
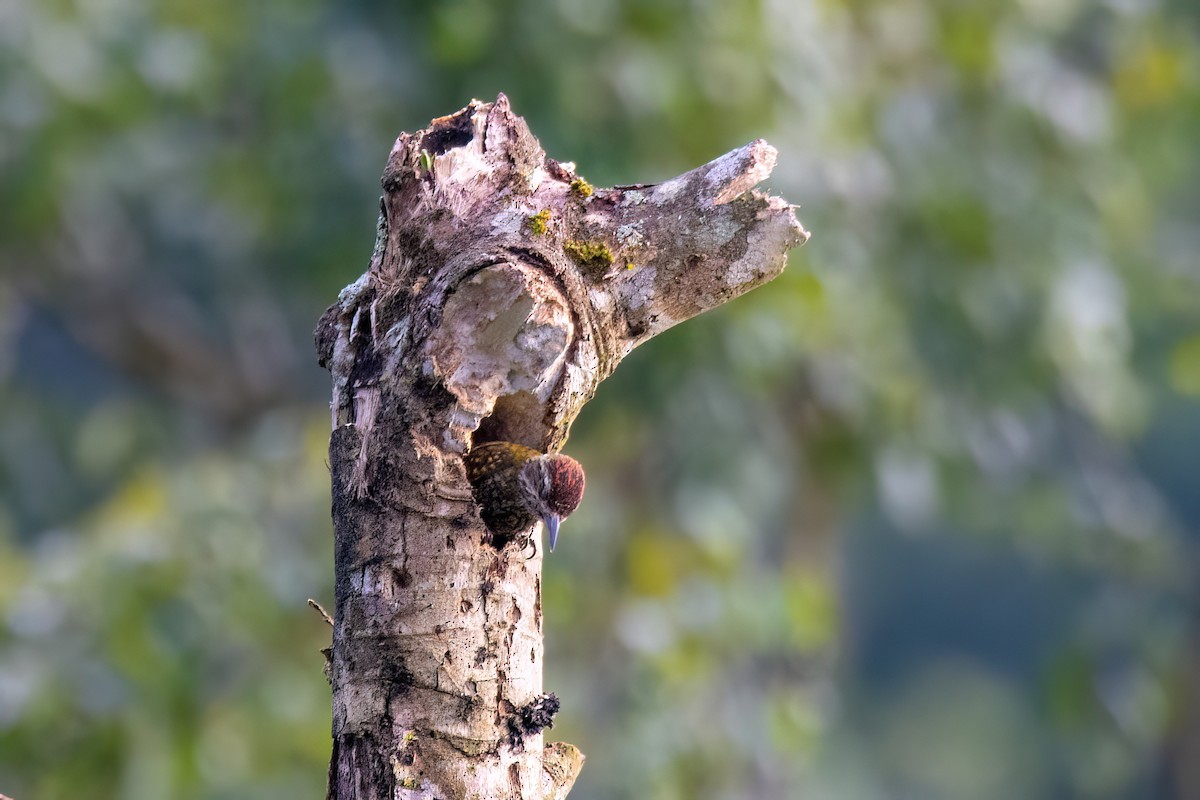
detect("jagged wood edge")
[315,94,808,800]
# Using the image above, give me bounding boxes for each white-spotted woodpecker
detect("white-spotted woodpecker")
[464,442,585,552]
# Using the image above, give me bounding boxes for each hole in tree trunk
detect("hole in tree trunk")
[421,110,475,155]
[472,391,547,451]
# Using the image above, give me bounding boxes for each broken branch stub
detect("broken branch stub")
[315,95,808,800]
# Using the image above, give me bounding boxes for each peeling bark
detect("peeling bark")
[316,95,808,799]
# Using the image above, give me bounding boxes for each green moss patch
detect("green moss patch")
[527,209,552,235]
[564,240,614,278]
[569,178,594,198]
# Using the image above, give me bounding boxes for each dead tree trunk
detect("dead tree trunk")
[314,95,808,800]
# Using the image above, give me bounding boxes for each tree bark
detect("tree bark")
[315,94,808,800]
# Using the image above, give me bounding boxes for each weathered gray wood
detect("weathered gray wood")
[315,95,807,799]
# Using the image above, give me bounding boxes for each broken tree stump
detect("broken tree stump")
[315,94,808,800]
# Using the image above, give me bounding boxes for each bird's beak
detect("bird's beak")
[543,514,561,552]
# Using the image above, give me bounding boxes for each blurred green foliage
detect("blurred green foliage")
[2,0,1199,798]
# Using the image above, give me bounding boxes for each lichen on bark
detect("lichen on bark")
[315,94,808,799]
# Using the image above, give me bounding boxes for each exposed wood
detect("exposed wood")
[316,94,808,799]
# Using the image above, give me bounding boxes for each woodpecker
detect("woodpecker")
[463,441,585,552]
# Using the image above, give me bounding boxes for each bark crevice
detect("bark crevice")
[318,94,807,799]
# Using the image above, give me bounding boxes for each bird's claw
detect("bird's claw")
[521,534,538,561]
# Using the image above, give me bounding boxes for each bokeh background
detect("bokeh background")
[2,0,1199,798]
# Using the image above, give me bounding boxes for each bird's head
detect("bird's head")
[518,453,585,551]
